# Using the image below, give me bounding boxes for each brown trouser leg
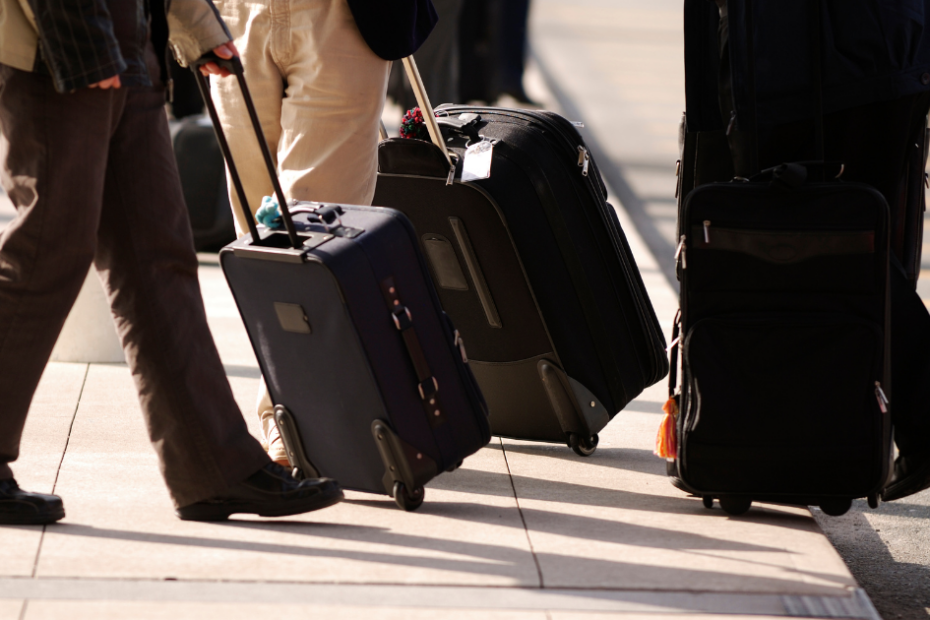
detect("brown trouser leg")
[0,64,268,507]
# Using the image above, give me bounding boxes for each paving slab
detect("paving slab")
[0,600,22,620]
[1,362,86,578]
[21,601,545,620]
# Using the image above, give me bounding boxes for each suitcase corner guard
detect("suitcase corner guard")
[273,404,321,479]
[371,419,438,496]
[537,360,610,439]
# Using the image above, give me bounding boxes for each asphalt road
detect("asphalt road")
[528,1,930,618]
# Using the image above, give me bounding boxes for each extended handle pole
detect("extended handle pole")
[190,54,302,249]
[401,56,454,170]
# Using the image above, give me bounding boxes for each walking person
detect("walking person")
[0,0,343,524]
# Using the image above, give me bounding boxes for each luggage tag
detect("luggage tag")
[461,138,495,182]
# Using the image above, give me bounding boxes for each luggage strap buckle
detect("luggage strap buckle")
[392,306,413,331]
[418,377,438,400]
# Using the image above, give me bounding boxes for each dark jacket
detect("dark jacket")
[347,0,438,61]
[686,0,930,132]
[19,0,228,93]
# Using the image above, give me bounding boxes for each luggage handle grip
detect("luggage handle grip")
[190,53,303,249]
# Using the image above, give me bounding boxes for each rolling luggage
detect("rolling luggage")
[373,59,668,456]
[169,115,237,251]
[190,55,491,511]
[667,0,893,516]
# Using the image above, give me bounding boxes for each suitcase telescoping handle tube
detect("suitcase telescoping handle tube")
[189,53,303,249]
[399,56,455,175]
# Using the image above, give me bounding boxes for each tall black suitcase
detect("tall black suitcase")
[191,55,491,511]
[373,59,668,456]
[668,0,893,516]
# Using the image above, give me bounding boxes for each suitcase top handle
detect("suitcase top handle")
[190,53,302,249]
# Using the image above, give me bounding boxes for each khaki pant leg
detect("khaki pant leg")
[277,0,390,206]
[212,0,285,234]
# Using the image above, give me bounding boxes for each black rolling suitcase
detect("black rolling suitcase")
[667,0,893,516]
[373,59,668,456]
[191,55,491,511]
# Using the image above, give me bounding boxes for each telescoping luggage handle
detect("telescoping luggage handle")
[379,57,456,183]
[189,53,303,249]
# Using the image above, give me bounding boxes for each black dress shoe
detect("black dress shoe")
[0,479,65,525]
[176,463,344,521]
[882,452,930,502]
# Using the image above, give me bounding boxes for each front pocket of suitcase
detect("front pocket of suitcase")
[680,314,885,496]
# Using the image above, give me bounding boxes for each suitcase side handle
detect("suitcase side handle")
[190,53,303,249]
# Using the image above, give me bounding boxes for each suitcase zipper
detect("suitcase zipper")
[577,146,590,177]
[875,381,889,413]
[675,235,687,269]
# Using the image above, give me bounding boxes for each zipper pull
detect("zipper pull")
[446,163,456,186]
[703,220,711,244]
[726,110,737,136]
[675,235,687,269]
[577,146,590,177]
[875,381,889,414]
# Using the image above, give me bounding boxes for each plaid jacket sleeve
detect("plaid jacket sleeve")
[25,0,126,93]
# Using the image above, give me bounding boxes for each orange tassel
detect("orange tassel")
[654,396,679,459]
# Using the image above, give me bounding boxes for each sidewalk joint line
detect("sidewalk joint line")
[500,437,545,588]
[17,599,27,620]
[30,363,89,579]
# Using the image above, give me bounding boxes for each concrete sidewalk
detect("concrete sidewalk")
[0,210,875,620]
[0,165,875,620]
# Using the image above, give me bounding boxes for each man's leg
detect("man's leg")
[0,65,114,482]
[93,74,270,508]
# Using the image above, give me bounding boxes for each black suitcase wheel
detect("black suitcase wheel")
[719,496,752,516]
[868,493,880,509]
[819,498,852,517]
[702,495,714,509]
[569,433,599,457]
[393,482,425,512]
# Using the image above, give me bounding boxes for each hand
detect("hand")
[89,75,121,89]
[199,41,239,77]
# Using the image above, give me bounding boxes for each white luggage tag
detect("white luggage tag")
[461,138,495,182]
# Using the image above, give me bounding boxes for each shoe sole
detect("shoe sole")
[176,489,344,522]
[882,459,930,502]
[0,505,65,526]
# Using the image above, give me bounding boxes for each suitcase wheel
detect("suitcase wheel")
[868,493,880,509]
[393,481,425,512]
[719,496,752,516]
[569,433,599,457]
[702,495,714,509]
[819,498,852,517]
[446,460,464,473]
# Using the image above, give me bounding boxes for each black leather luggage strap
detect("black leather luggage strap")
[381,277,446,428]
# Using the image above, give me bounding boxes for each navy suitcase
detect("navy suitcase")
[192,56,491,511]
[373,59,668,456]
